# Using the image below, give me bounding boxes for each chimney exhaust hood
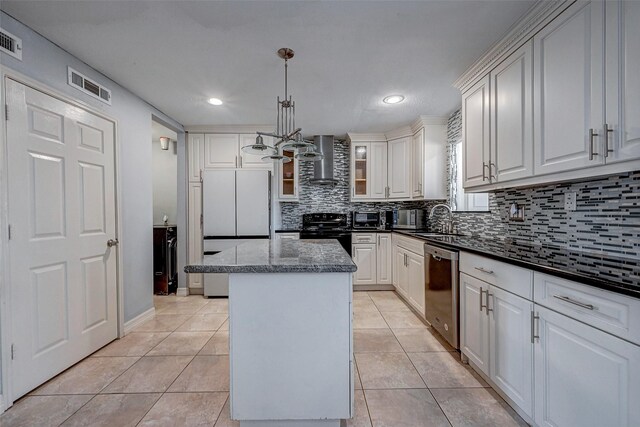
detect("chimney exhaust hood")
[309,135,339,185]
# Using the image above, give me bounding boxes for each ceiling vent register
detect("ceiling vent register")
[67,67,112,105]
[0,28,22,60]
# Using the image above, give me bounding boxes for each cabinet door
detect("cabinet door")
[376,234,392,285]
[188,182,203,289]
[388,137,411,198]
[534,304,640,427]
[605,0,640,164]
[406,251,425,316]
[352,243,377,285]
[370,142,388,199]
[411,128,424,198]
[490,40,534,183]
[239,134,273,169]
[489,286,534,418]
[188,133,204,182]
[462,75,491,188]
[533,1,605,175]
[204,134,239,169]
[460,273,490,375]
[278,150,298,201]
[393,248,408,298]
[351,142,370,199]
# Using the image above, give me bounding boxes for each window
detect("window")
[450,139,489,212]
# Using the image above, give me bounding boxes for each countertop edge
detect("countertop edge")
[184,265,357,274]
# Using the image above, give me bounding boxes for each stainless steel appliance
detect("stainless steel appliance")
[424,243,460,349]
[299,213,352,255]
[394,209,424,230]
[352,211,380,229]
[202,169,271,297]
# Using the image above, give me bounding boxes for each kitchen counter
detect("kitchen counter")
[396,231,640,298]
[185,239,356,274]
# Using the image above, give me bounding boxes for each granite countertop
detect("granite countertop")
[185,239,357,274]
[396,231,640,299]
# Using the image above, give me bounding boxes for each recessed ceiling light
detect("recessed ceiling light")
[208,97,223,105]
[383,95,405,104]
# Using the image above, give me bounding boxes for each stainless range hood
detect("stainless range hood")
[309,135,339,185]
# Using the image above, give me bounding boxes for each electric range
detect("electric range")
[299,213,352,256]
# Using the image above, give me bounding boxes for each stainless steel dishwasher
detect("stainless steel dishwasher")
[424,243,459,349]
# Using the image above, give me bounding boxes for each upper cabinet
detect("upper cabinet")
[350,141,387,200]
[188,133,204,182]
[204,134,240,168]
[387,136,412,199]
[412,125,447,199]
[278,149,299,201]
[457,0,640,191]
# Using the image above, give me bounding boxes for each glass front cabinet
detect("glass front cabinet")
[350,141,387,200]
[278,149,299,201]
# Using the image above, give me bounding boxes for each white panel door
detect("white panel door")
[202,170,236,236]
[534,304,640,427]
[406,251,425,316]
[188,182,203,289]
[376,234,392,285]
[369,142,388,199]
[6,79,118,398]
[204,134,239,169]
[393,248,409,298]
[236,170,270,236]
[533,0,605,175]
[491,40,534,183]
[489,286,534,418]
[462,75,491,188]
[605,0,640,164]
[411,128,424,198]
[187,133,204,182]
[387,137,411,198]
[239,134,273,169]
[460,273,489,375]
[352,244,377,285]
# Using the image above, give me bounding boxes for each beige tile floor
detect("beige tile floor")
[1,292,527,427]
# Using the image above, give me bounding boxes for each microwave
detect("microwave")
[394,209,424,230]
[352,211,381,229]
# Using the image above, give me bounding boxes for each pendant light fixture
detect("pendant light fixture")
[241,48,323,163]
[159,136,171,150]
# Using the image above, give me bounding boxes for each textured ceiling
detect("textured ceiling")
[2,0,536,136]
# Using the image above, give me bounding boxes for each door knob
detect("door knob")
[107,239,119,247]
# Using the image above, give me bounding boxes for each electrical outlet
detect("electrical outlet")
[565,192,577,211]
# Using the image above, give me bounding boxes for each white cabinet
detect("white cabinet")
[239,134,274,169]
[188,133,204,182]
[460,272,490,375]
[350,142,387,200]
[533,1,605,175]
[352,233,393,286]
[406,251,425,316]
[489,285,534,417]
[392,235,425,316]
[187,182,203,289]
[387,137,412,198]
[352,243,377,285]
[204,134,240,168]
[462,75,491,189]
[490,40,534,183]
[277,149,299,201]
[413,124,447,199]
[411,128,424,198]
[393,246,409,298]
[534,304,640,427]
[605,0,640,164]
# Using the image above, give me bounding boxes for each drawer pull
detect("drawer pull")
[475,267,494,275]
[531,311,540,343]
[553,295,595,310]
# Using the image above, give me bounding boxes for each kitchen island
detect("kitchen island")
[185,239,357,427]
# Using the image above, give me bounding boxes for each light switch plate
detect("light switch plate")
[509,203,525,222]
[565,192,577,211]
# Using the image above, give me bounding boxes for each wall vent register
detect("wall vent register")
[67,67,112,105]
[0,27,22,60]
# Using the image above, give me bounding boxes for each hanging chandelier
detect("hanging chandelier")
[241,48,324,163]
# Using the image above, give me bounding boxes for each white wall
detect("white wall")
[152,140,178,225]
[0,11,184,325]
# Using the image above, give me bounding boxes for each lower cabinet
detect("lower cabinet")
[352,243,377,285]
[460,273,490,375]
[393,246,409,297]
[376,234,392,285]
[534,304,640,427]
[392,238,425,316]
[352,233,392,286]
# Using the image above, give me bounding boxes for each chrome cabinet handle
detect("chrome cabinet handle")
[107,238,119,247]
[604,123,614,157]
[479,287,487,313]
[589,129,599,160]
[482,162,489,181]
[531,311,540,343]
[553,295,595,310]
[475,266,494,275]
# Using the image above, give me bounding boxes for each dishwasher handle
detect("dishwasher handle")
[424,243,458,261]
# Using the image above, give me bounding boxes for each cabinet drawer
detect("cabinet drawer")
[392,233,424,256]
[460,252,532,300]
[352,233,376,243]
[534,273,640,346]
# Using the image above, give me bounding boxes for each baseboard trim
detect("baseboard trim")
[123,307,155,335]
[354,284,395,291]
[187,287,203,295]
[177,287,189,297]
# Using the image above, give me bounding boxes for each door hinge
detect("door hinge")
[11,344,15,360]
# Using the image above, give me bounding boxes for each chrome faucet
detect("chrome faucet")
[429,204,454,234]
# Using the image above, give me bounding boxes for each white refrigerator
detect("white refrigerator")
[202,169,271,296]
